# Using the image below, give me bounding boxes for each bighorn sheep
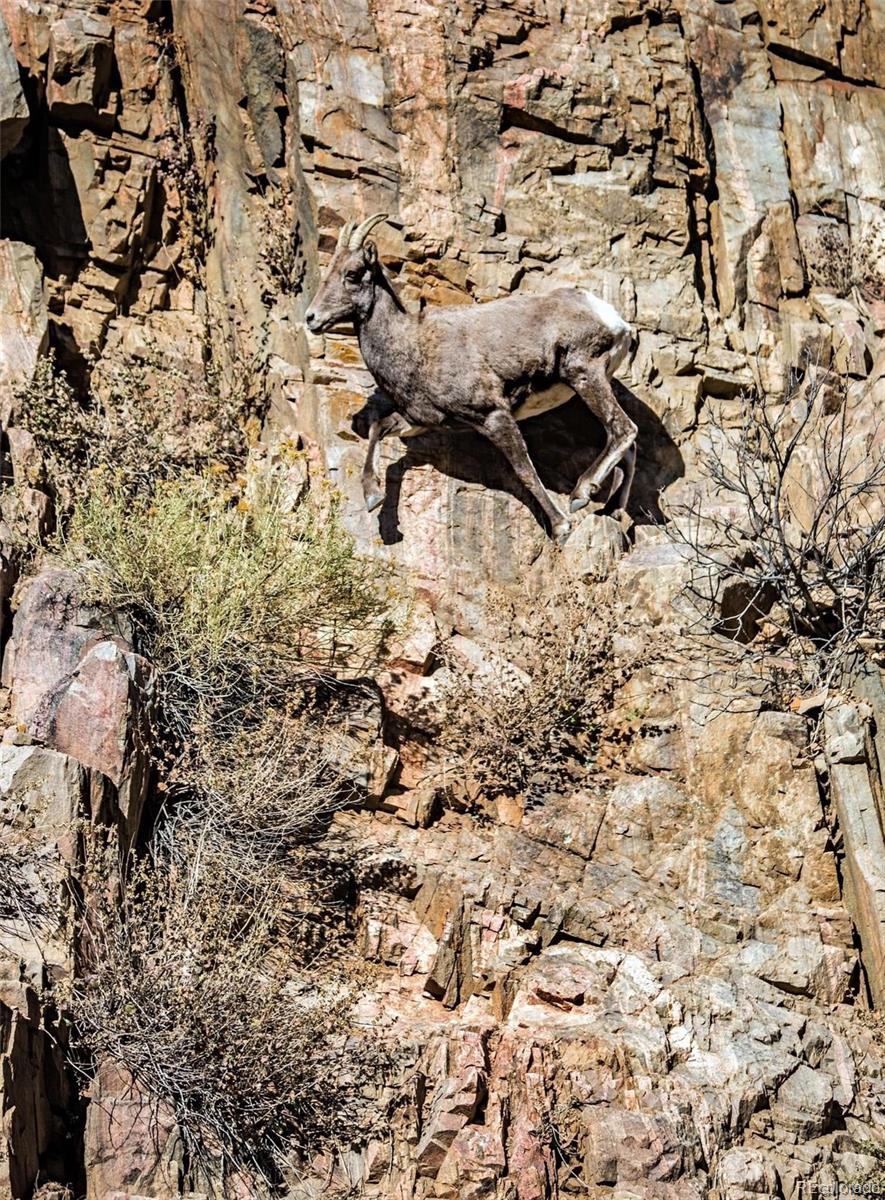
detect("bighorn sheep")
[305,214,637,541]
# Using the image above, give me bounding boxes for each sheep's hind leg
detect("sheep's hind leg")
[564,360,637,514]
[482,408,572,542]
[612,443,636,519]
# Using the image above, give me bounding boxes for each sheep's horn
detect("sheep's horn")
[348,212,389,249]
[335,219,356,251]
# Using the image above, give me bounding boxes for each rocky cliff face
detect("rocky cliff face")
[1,0,885,1197]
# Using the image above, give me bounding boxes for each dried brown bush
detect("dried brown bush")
[64,830,386,1185]
[171,703,361,864]
[437,582,635,799]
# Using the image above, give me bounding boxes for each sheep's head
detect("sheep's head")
[305,213,389,333]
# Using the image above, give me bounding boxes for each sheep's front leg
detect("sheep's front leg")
[482,408,572,542]
[362,412,426,512]
[363,414,396,511]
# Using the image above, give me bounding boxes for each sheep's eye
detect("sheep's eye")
[345,270,363,283]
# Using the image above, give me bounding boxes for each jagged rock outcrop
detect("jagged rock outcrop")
[0,0,884,1196]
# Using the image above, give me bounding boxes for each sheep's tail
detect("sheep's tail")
[580,289,632,376]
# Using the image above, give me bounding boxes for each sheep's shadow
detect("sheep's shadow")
[351,384,684,545]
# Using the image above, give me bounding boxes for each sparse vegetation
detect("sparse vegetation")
[437,583,633,799]
[179,708,349,847]
[3,342,401,1183]
[158,33,215,272]
[671,363,885,704]
[65,831,382,1184]
[11,350,251,520]
[258,185,304,293]
[62,468,396,746]
[44,468,399,1180]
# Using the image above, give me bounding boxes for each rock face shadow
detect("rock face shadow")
[351,384,684,544]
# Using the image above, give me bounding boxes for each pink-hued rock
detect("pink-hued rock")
[415,1033,487,1176]
[83,1059,179,1200]
[31,636,155,845]
[2,568,118,725]
[0,0,884,1195]
[3,569,153,846]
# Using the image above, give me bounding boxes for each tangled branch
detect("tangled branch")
[670,362,885,702]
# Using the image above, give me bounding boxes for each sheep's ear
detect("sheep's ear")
[363,240,378,267]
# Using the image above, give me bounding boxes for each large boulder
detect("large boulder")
[2,568,129,726]
[2,568,153,848]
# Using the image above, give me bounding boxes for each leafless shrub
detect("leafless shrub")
[670,363,885,705]
[437,582,638,799]
[32,1186,74,1200]
[170,703,360,861]
[63,830,386,1185]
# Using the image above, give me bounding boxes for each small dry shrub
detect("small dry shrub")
[174,704,359,859]
[65,831,379,1183]
[438,583,633,798]
[90,351,250,486]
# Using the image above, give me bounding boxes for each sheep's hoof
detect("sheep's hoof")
[569,495,590,513]
[365,492,385,513]
[552,520,572,545]
[614,508,632,532]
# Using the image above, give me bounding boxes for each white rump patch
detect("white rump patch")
[581,290,630,335]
